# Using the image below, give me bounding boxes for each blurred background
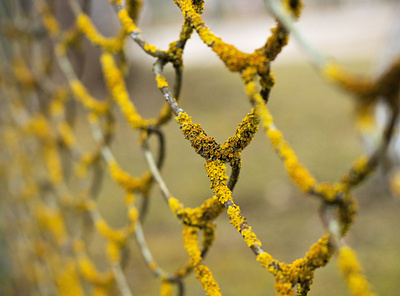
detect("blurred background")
[3,0,400,295]
[71,0,400,295]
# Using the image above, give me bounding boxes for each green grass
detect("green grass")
[86,58,400,295]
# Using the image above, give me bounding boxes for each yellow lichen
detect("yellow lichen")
[256,252,282,275]
[156,75,169,89]
[304,234,333,268]
[100,52,149,129]
[323,60,343,82]
[267,129,284,148]
[107,241,121,263]
[76,13,125,52]
[128,207,139,223]
[95,219,127,244]
[35,205,68,246]
[182,225,201,266]
[45,142,63,185]
[314,182,344,202]
[38,3,60,37]
[389,170,400,198]
[144,43,158,54]
[55,259,85,296]
[355,105,377,133]
[338,246,376,296]
[57,121,76,148]
[25,115,50,139]
[242,227,261,248]
[160,280,173,296]
[226,205,244,231]
[12,58,35,88]
[70,79,109,114]
[169,197,184,216]
[351,155,370,174]
[118,9,140,34]
[108,160,149,192]
[76,254,114,285]
[196,265,221,296]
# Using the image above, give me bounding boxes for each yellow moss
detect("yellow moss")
[38,4,60,37]
[118,9,140,33]
[314,182,339,202]
[211,41,250,72]
[304,234,333,268]
[12,58,35,88]
[77,255,114,285]
[126,0,144,23]
[59,26,82,52]
[214,185,231,204]
[244,80,258,97]
[149,262,159,271]
[241,227,261,248]
[323,61,342,81]
[55,259,85,296]
[156,75,169,89]
[55,41,67,56]
[125,192,135,204]
[180,207,201,226]
[88,112,100,124]
[284,0,303,17]
[45,142,63,185]
[70,79,109,114]
[243,80,275,129]
[226,109,260,152]
[109,0,122,5]
[256,252,277,273]
[274,280,294,296]
[196,265,222,296]
[75,151,98,178]
[226,205,244,231]
[128,207,139,223]
[389,170,400,198]
[175,112,190,124]
[176,0,267,73]
[204,160,228,188]
[279,145,316,193]
[260,106,274,128]
[22,183,39,200]
[267,129,284,148]
[260,71,276,89]
[3,128,17,147]
[50,99,64,117]
[26,115,50,139]
[57,121,76,148]
[95,218,127,244]
[279,142,296,160]
[80,199,96,212]
[92,286,109,296]
[160,281,173,296]
[241,67,257,83]
[101,52,149,129]
[168,197,183,216]
[35,205,68,246]
[108,160,147,191]
[144,43,158,53]
[352,155,369,174]
[182,225,202,266]
[76,13,124,52]
[355,105,376,133]
[107,241,121,263]
[338,246,376,296]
